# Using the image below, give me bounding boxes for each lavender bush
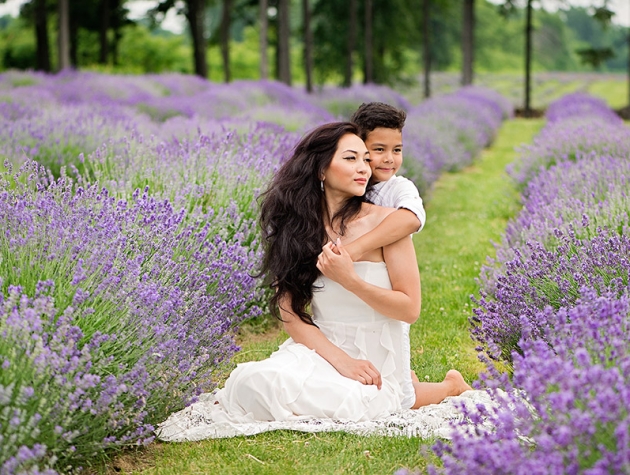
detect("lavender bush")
[429,92,630,474]
[433,291,630,475]
[404,86,511,188]
[508,118,630,186]
[0,71,514,472]
[503,154,630,252]
[77,122,298,247]
[545,92,623,124]
[311,83,412,119]
[473,227,630,362]
[0,161,261,471]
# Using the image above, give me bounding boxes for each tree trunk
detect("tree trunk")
[422,0,431,98]
[627,25,629,106]
[462,0,474,86]
[524,0,533,115]
[343,0,357,87]
[302,0,313,93]
[259,0,268,79]
[69,11,78,67]
[220,0,232,82]
[57,0,70,70]
[34,0,50,72]
[110,0,120,65]
[277,0,291,85]
[99,0,110,64]
[364,0,373,84]
[187,0,208,78]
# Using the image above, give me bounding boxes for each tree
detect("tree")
[277,0,290,84]
[499,0,617,115]
[220,0,232,82]
[462,0,474,85]
[57,0,70,70]
[152,0,209,78]
[343,0,357,87]
[302,0,313,92]
[313,0,424,86]
[364,0,373,83]
[259,0,268,79]
[34,0,51,71]
[99,0,110,64]
[422,0,431,98]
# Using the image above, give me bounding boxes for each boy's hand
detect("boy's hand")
[316,239,358,288]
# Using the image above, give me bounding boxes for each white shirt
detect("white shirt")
[367,175,426,233]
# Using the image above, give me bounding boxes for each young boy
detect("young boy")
[344,102,426,261]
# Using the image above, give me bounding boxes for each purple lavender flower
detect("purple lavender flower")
[434,291,630,474]
[0,163,262,471]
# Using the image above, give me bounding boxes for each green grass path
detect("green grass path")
[116,119,544,475]
[410,118,543,383]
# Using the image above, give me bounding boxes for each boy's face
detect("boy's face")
[364,127,403,183]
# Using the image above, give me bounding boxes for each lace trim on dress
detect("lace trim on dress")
[156,389,497,442]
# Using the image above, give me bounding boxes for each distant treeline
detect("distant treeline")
[0,0,627,84]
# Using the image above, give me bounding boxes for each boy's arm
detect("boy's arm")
[345,208,420,261]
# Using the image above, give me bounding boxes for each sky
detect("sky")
[0,0,628,30]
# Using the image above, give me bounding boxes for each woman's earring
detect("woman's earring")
[320,181,324,192]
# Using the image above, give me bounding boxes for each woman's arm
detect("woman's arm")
[317,237,421,324]
[279,296,382,389]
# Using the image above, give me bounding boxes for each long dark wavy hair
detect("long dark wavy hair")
[258,122,368,326]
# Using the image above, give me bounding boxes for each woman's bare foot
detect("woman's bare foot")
[410,370,420,383]
[444,369,472,397]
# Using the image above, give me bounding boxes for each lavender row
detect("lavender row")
[431,94,630,473]
[476,93,630,358]
[0,71,512,472]
[403,86,513,191]
[0,71,511,197]
[507,93,630,186]
[0,161,262,473]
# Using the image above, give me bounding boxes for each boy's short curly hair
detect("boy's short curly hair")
[350,102,407,141]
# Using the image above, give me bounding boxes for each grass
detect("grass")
[106,118,545,475]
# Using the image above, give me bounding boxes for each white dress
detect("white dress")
[157,262,495,441]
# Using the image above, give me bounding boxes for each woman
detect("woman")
[158,123,471,438]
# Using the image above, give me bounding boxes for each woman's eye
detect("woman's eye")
[343,156,356,160]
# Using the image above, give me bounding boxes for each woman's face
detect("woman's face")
[322,133,371,198]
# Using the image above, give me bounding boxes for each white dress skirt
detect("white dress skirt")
[157,262,492,441]
[213,261,416,423]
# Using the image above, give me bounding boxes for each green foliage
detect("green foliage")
[0,16,36,70]
[113,24,191,73]
[0,1,627,80]
[565,6,628,72]
[474,1,524,72]
[312,0,430,85]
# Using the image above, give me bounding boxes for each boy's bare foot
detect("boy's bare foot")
[444,369,472,397]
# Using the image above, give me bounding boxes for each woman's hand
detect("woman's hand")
[334,356,382,389]
[316,239,358,288]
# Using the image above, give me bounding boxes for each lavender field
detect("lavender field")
[403,71,628,111]
[0,71,513,473]
[428,93,630,474]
